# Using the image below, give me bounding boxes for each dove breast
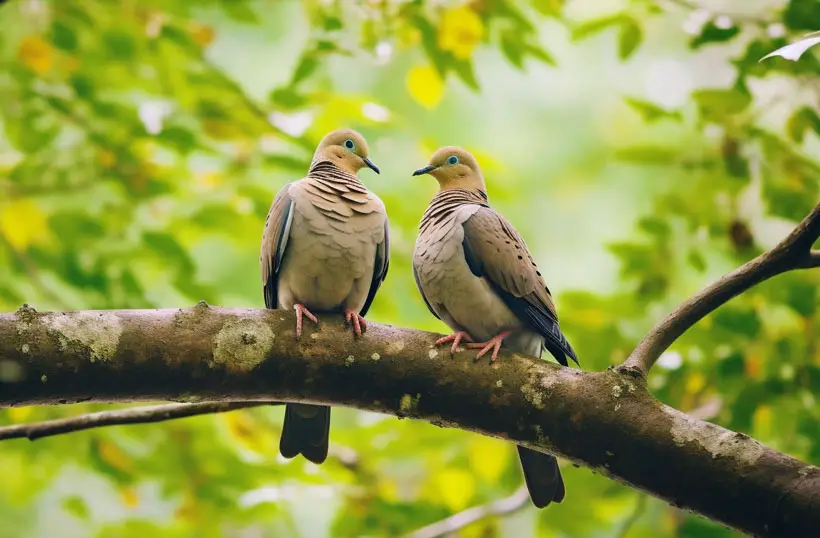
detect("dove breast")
[276,173,386,313]
[413,200,542,356]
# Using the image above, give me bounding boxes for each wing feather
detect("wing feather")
[260,184,295,309]
[461,208,578,365]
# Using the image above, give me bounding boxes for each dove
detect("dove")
[411,146,578,509]
[260,128,389,464]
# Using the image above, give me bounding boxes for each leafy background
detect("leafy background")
[1,0,819,536]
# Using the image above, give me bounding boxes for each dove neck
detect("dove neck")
[420,188,490,232]
[307,159,365,189]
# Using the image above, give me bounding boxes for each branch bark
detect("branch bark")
[621,203,820,377]
[0,401,269,441]
[0,305,818,537]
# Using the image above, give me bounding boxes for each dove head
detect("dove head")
[313,128,380,175]
[413,146,486,192]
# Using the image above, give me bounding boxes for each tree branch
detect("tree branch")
[0,305,818,537]
[0,401,270,441]
[621,203,820,377]
[403,486,530,538]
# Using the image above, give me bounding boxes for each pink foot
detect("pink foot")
[293,304,318,339]
[434,331,474,355]
[466,330,513,363]
[344,309,367,337]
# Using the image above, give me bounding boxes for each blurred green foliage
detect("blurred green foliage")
[0,0,819,537]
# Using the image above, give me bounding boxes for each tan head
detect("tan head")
[313,128,380,175]
[412,146,485,192]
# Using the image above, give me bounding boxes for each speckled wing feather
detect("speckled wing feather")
[260,184,295,309]
[461,207,578,366]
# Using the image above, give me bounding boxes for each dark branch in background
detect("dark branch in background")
[0,401,269,441]
[403,486,530,538]
[1,305,819,537]
[621,203,820,377]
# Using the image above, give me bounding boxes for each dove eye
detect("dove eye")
[447,155,459,165]
[344,139,355,150]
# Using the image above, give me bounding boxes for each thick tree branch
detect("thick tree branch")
[0,401,269,441]
[621,203,820,377]
[403,486,530,538]
[0,305,818,537]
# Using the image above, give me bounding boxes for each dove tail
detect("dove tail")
[518,446,565,509]
[280,404,331,464]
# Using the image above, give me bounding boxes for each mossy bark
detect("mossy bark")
[0,304,818,537]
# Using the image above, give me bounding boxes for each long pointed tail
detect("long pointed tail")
[279,403,331,464]
[517,446,565,509]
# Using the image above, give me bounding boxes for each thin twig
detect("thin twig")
[403,486,530,538]
[617,494,648,538]
[0,402,270,441]
[687,396,722,421]
[621,203,820,377]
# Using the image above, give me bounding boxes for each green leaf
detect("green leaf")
[618,19,642,60]
[637,216,671,240]
[221,0,259,23]
[322,16,343,31]
[268,87,308,109]
[525,44,556,66]
[51,20,78,51]
[786,107,820,143]
[102,30,136,60]
[415,15,448,77]
[190,205,242,230]
[500,31,525,69]
[690,21,740,49]
[692,89,751,120]
[157,126,198,154]
[624,97,681,122]
[531,0,564,18]
[571,14,627,41]
[785,280,817,317]
[160,25,199,54]
[784,0,820,32]
[62,496,90,520]
[264,154,312,172]
[70,75,94,100]
[687,250,707,272]
[63,4,94,27]
[451,59,480,91]
[291,54,319,86]
[142,233,195,275]
[614,145,679,164]
[713,305,761,337]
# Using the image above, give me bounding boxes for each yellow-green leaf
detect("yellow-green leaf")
[406,65,444,109]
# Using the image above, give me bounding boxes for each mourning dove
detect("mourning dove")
[260,128,389,464]
[411,146,578,509]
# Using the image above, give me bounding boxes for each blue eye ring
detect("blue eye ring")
[344,139,355,150]
[447,155,459,165]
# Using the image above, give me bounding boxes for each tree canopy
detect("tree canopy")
[0,1,819,537]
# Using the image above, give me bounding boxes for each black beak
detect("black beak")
[412,165,436,176]
[362,157,380,174]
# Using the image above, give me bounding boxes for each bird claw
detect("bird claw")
[434,331,474,355]
[344,309,367,337]
[294,304,319,339]
[465,331,513,363]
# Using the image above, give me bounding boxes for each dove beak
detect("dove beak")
[361,157,380,174]
[412,165,437,176]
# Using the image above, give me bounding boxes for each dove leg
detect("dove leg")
[434,331,474,355]
[344,309,367,337]
[466,330,513,363]
[293,304,319,339]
